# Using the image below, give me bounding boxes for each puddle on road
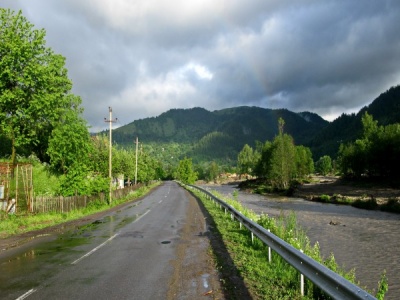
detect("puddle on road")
[0,206,151,298]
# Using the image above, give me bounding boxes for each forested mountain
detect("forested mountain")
[110,106,328,164]
[108,85,400,165]
[307,85,400,159]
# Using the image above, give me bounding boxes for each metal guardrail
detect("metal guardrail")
[188,184,377,300]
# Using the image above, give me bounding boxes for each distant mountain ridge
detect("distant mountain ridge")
[113,106,327,143]
[109,85,400,164]
[307,85,400,158]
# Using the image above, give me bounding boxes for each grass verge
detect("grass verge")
[189,187,387,299]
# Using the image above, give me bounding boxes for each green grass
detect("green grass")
[0,182,160,238]
[189,187,386,299]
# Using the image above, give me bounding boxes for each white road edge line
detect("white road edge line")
[16,288,37,300]
[135,209,150,222]
[71,233,119,265]
[71,209,151,265]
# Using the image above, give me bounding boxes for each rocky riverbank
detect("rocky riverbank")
[293,176,400,212]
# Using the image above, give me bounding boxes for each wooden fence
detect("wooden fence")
[31,184,143,214]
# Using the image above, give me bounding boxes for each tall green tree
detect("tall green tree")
[206,161,219,182]
[268,133,296,189]
[90,135,109,177]
[295,145,314,178]
[315,155,332,175]
[0,9,73,166]
[47,95,92,174]
[174,157,198,184]
[237,144,256,176]
[254,118,312,189]
[254,141,273,178]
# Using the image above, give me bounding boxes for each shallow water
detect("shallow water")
[203,184,400,299]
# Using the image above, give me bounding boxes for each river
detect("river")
[202,184,400,299]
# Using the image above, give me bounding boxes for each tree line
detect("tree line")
[237,112,400,190]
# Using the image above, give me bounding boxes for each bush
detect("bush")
[320,194,331,202]
[352,198,378,210]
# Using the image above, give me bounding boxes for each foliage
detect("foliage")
[47,95,92,174]
[0,9,77,166]
[376,271,389,300]
[237,144,257,176]
[307,85,400,159]
[268,133,297,189]
[89,135,109,177]
[295,146,314,178]
[251,118,313,190]
[32,162,59,196]
[315,155,332,175]
[137,151,161,183]
[205,161,219,182]
[174,157,198,184]
[338,112,400,179]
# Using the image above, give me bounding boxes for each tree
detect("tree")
[174,157,198,184]
[254,141,273,178]
[295,145,314,178]
[268,133,296,189]
[237,144,255,177]
[47,95,92,174]
[206,161,219,182]
[253,118,312,188]
[315,155,332,175]
[90,135,109,177]
[0,9,73,167]
[338,112,400,178]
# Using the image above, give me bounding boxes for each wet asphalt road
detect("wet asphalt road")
[0,182,219,300]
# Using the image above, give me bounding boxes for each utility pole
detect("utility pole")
[104,107,117,204]
[134,137,139,185]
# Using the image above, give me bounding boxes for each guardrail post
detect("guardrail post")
[251,232,254,244]
[300,250,304,296]
[224,207,227,214]
[231,213,234,221]
[268,230,272,263]
[240,222,242,229]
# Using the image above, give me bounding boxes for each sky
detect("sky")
[2,0,400,132]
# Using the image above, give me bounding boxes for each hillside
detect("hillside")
[110,106,328,164]
[106,85,400,165]
[307,85,400,159]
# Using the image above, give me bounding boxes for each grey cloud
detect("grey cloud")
[1,0,400,129]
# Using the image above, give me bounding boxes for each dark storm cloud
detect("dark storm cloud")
[2,0,400,130]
